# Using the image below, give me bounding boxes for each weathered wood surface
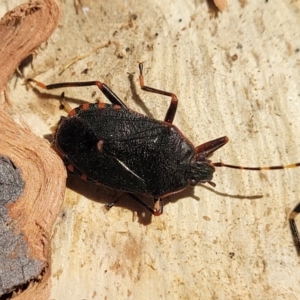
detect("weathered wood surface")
[2,0,300,299]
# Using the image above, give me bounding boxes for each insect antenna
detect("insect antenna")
[213,161,300,255]
[213,162,300,170]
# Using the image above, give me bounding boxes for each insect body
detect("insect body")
[56,103,215,199]
[28,63,300,254]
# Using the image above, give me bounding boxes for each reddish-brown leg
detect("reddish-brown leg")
[27,78,128,108]
[106,195,162,216]
[139,63,178,124]
[289,203,300,255]
[195,136,229,157]
[126,194,163,216]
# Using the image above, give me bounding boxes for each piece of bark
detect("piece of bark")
[0,0,61,91]
[0,109,66,300]
[0,1,63,299]
[0,156,34,296]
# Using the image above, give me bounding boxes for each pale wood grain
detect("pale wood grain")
[5,0,300,299]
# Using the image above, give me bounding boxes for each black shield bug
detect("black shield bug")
[28,63,300,254]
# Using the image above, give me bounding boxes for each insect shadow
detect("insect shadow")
[65,174,159,225]
[66,172,263,226]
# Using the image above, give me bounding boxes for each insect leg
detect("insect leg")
[195,136,229,157]
[289,203,300,255]
[106,193,163,216]
[138,63,178,124]
[106,195,122,210]
[59,92,73,113]
[27,78,128,109]
[128,194,163,216]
